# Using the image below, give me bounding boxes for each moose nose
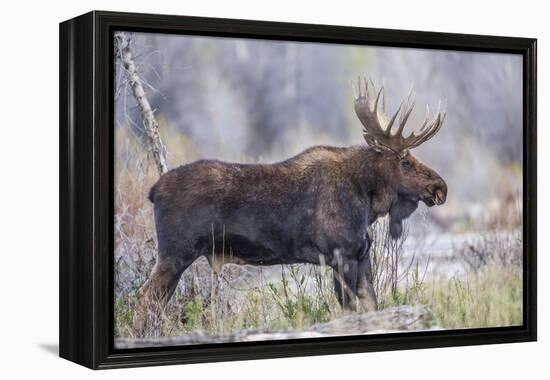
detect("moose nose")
[432,179,447,205]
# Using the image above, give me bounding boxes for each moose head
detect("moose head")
[352,78,448,237]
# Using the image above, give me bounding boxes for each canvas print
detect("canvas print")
[113,31,523,348]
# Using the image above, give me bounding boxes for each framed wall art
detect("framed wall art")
[59,11,537,369]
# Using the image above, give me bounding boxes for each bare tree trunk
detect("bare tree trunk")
[115,32,168,176]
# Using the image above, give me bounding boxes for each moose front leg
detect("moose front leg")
[357,254,378,312]
[332,259,359,311]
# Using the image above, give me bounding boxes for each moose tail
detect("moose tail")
[148,183,158,203]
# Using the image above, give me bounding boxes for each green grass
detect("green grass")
[429,268,522,329]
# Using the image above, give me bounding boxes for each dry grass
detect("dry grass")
[115,261,343,338]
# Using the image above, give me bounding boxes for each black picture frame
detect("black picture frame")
[59,10,537,369]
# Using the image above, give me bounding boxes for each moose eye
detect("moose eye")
[401,160,413,171]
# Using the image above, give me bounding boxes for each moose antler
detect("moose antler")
[352,77,446,153]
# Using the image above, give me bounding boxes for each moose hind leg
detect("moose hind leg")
[132,255,192,337]
[332,259,359,312]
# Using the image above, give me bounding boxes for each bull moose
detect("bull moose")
[133,78,448,335]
